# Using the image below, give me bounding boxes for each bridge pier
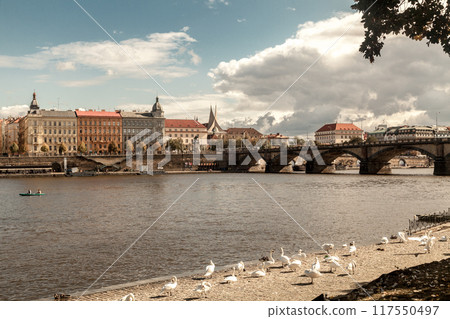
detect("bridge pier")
[305,161,335,174]
[433,157,450,175]
[265,163,293,173]
[359,161,392,175]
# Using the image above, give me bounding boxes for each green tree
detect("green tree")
[108,141,118,154]
[40,143,49,154]
[296,137,305,146]
[9,142,19,154]
[349,136,364,144]
[352,0,450,63]
[58,143,68,155]
[168,138,184,153]
[365,136,378,143]
[77,142,87,154]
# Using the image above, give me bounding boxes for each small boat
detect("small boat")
[19,193,45,196]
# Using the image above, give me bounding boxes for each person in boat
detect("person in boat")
[27,189,32,194]
[37,189,42,194]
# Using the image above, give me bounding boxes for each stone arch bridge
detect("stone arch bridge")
[230,139,450,175]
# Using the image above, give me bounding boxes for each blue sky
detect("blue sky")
[1,0,449,136]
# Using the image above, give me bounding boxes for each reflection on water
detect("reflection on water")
[0,169,448,300]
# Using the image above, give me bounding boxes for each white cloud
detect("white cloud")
[56,61,76,71]
[287,7,296,11]
[188,50,201,65]
[237,18,246,23]
[0,105,28,118]
[0,30,201,81]
[180,26,190,32]
[209,12,450,135]
[206,0,229,9]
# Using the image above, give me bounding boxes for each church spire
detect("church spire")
[30,91,39,111]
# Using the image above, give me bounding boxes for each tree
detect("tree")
[352,0,450,63]
[77,142,87,154]
[40,143,49,154]
[9,142,19,154]
[349,136,364,144]
[365,136,378,143]
[126,140,134,153]
[58,143,68,155]
[168,138,183,153]
[296,137,305,146]
[137,141,147,154]
[108,141,118,154]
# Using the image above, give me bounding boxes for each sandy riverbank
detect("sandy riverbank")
[73,224,450,301]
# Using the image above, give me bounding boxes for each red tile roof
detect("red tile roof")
[165,119,206,129]
[226,127,263,136]
[316,123,362,132]
[75,110,121,118]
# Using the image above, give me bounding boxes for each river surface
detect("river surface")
[1,169,449,300]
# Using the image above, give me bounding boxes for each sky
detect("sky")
[0,0,449,137]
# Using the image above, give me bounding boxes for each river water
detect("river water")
[1,169,449,300]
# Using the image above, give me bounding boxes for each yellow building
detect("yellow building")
[21,93,78,155]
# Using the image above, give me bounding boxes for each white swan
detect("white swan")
[224,267,238,284]
[251,263,266,277]
[204,260,215,278]
[304,268,322,284]
[120,293,135,301]
[342,244,348,249]
[161,276,177,296]
[291,249,307,261]
[439,235,447,242]
[398,231,408,243]
[264,249,276,268]
[311,257,320,271]
[328,259,340,273]
[322,243,334,254]
[288,259,302,272]
[425,236,436,254]
[280,247,291,267]
[349,241,357,256]
[324,255,340,262]
[194,281,212,298]
[381,237,389,244]
[347,260,357,275]
[237,261,245,274]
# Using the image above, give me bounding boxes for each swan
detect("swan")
[194,281,212,298]
[288,259,302,272]
[311,257,320,271]
[161,276,177,296]
[280,247,291,267]
[342,244,347,249]
[291,249,307,261]
[204,260,215,278]
[237,261,245,274]
[224,267,238,284]
[304,268,322,284]
[381,237,389,244]
[349,241,357,256]
[425,236,436,254]
[324,255,340,262]
[264,249,276,268]
[120,293,135,301]
[322,243,334,254]
[398,232,408,243]
[439,235,447,242]
[251,263,266,277]
[346,260,357,275]
[328,259,340,273]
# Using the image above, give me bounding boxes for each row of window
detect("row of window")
[168,133,197,138]
[33,121,76,127]
[80,121,119,126]
[167,128,202,132]
[79,128,118,134]
[33,137,75,144]
[79,136,120,142]
[87,144,121,149]
[35,129,76,135]
[33,145,76,152]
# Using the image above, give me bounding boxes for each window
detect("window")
[34,137,37,143]
[34,129,37,134]
[54,129,56,134]
[44,129,47,134]
[59,138,62,143]
[44,137,47,143]
[59,122,61,126]
[49,146,52,151]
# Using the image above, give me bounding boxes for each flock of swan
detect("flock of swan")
[116,230,447,301]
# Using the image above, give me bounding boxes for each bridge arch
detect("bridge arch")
[319,149,364,163]
[368,146,436,162]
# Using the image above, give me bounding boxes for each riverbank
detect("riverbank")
[74,224,450,301]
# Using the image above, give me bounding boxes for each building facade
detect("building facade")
[19,93,78,156]
[315,123,363,144]
[75,110,122,154]
[226,127,263,140]
[385,126,435,141]
[165,119,207,149]
[121,97,165,152]
[4,118,20,153]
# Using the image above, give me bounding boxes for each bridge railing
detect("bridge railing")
[407,209,450,235]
